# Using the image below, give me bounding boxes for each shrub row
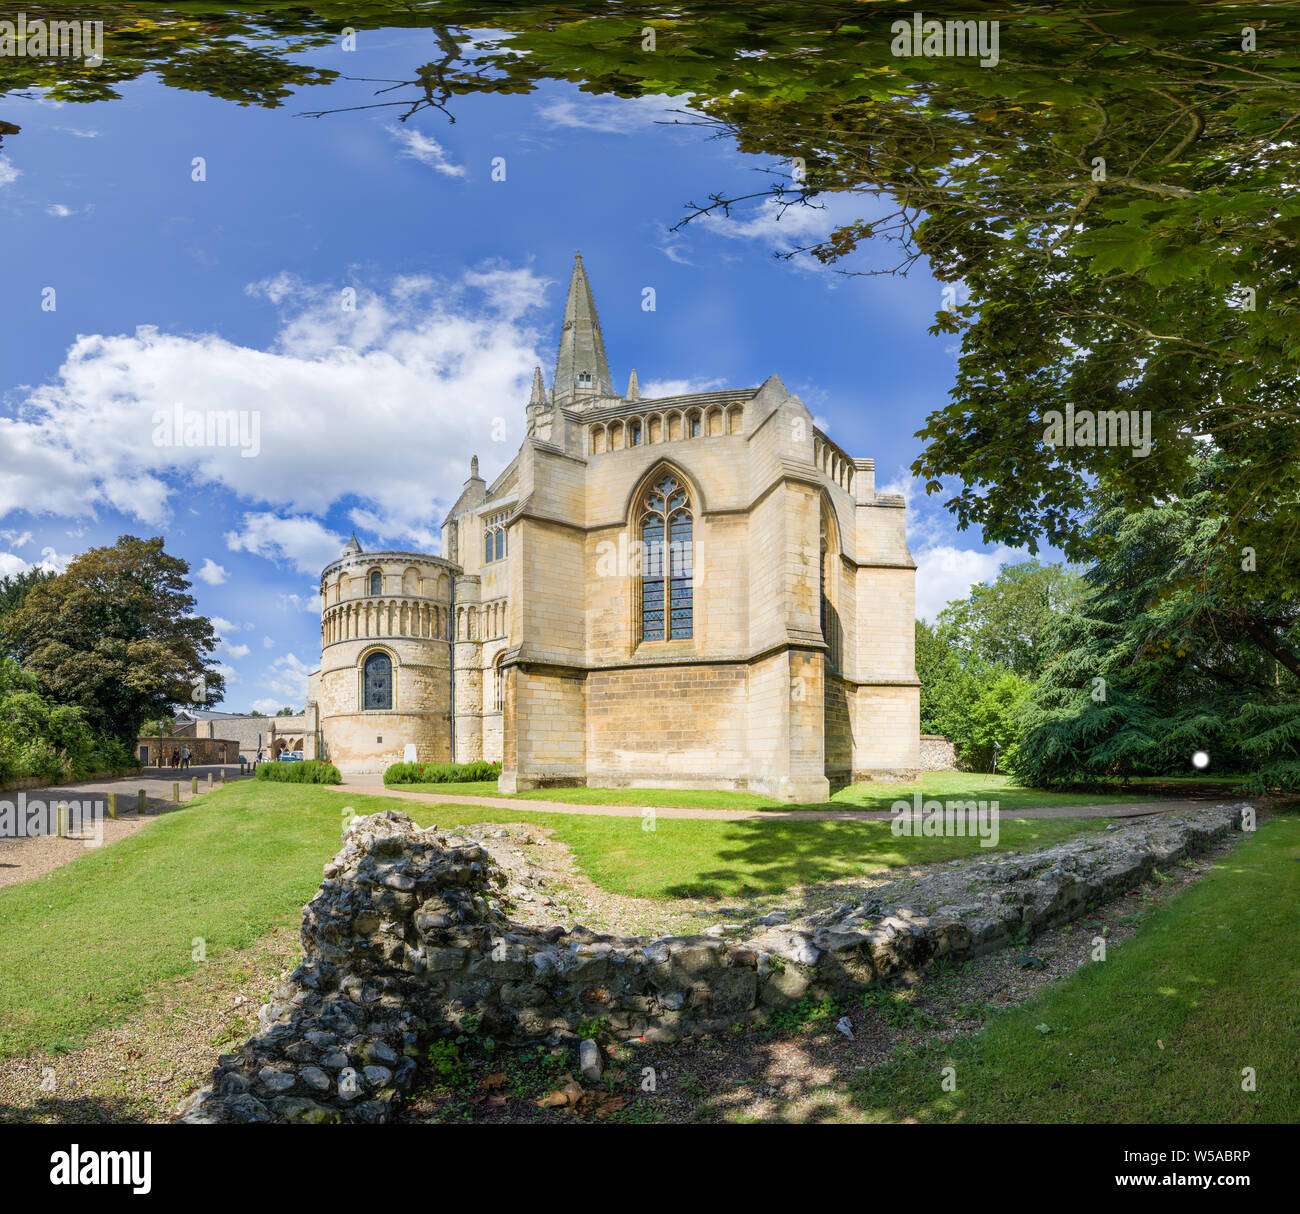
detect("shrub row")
[255,759,343,785]
[384,760,501,786]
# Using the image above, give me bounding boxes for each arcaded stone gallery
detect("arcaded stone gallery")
[306,254,920,801]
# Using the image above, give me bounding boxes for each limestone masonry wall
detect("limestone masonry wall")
[180,803,1246,1124]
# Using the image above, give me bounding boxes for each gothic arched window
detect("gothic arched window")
[492,653,504,712]
[363,651,393,710]
[640,473,693,642]
[820,506,841,671]
[368,569,382,596]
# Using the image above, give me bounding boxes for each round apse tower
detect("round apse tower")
[316,539,456,773]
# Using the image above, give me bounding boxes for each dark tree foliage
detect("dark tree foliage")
[1015,461,1300,792]
[2,536,224,744]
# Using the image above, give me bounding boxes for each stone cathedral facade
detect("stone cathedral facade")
[306,254,920,802]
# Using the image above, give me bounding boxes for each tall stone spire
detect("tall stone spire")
[626,368,640,401]
[552,251,613,405]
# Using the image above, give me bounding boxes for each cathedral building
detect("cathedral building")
[306,254,920,802]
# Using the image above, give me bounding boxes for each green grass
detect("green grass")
[0,781,1107,1058]
[849,815,1300,1123]
[397,771,1166,812]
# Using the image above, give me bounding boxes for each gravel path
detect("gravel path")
[0,766,250,888]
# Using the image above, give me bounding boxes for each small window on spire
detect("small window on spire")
[578,371,592,386]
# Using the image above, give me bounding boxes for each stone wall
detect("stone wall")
[920,734,958,771]
[180,803,1246,1124]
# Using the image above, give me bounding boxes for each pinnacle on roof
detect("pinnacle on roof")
[342,532,362,556]
[528,365,547,409]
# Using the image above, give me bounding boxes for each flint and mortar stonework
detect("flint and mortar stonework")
[920,734,959,771]
[306,254,921,798]
[179,803,1247,1124]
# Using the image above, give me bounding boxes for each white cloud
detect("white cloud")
[385,124,467,178]
[0,529,33,547]
[537,93,692,134]
[210,616,240,636]
[46,203,73,218]
[0,267,549,550]
[0,156,20,188]
[222,642,251,659]
[641,376,727,399]
[250,696,292,715]
[912,544,1018,623]
[279,590,323,615]
[0,545,73,578]
[197,558,229,585]
[54,126,100,138]
[259,653,315,703]
[226,513,346,576]
[263,636,275,649]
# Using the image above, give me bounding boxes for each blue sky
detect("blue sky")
[0,28,1023,712]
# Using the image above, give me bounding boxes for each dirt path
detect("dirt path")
[335,773,1221,823]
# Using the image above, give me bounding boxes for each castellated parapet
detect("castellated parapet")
[313,550,456,773]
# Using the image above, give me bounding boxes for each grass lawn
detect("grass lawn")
[0,780,1105,1059]
[392,771,1167,812]
[848,814,1300,1122]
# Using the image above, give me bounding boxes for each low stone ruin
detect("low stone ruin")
[178,803,1246,1123]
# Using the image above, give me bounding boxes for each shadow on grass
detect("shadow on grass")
[655,815,1101,902]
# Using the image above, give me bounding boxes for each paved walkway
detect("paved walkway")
[335,773,1223,823]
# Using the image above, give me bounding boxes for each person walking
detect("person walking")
[256,747,264,769]
[180,744,191,770]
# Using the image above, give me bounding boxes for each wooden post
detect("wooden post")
[207,772,214,792]
[108,792,117,820]
[173,782,180,803]
[138,789,146,816]
[56,802,66,838]
[191,776,198,796]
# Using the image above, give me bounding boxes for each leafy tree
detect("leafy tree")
[275,706,299,717]
[2,536,223,745]
[6,4,1298,587]
[1014,462,1300,791]
[0,657,98,783]
[0,567,55,660]
[964,670,1034,775]
[937,560,1087,679]
[915,618,975,739]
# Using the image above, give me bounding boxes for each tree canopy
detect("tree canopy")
[1,536,224,744]
[5,3,1295,594]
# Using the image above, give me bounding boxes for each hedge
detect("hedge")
[255,759,342,785]
[384,760,501,786]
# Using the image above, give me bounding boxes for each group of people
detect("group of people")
[163,745,192,769]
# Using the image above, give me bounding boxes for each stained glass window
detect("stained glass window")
[640,474,692,642]
[363,651,392,710]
